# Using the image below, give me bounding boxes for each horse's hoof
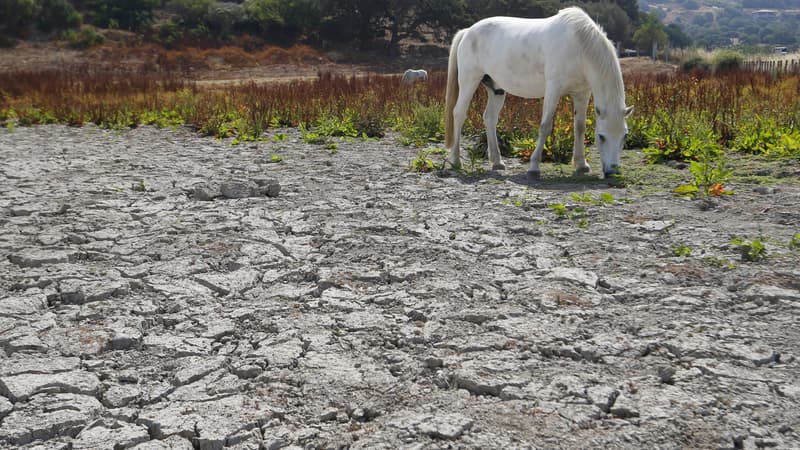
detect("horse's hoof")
[492,162,506,171]
[526,170,541,180]
[575,166,591,174]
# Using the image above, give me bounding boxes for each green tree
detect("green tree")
[280,0,323,40]
[665,23,691,48]
[0,0,40,35]
[384,0,467,54]
[84,0,159,31]
[580,1,632,44]
[167,0,213,29]
[633,13,667,56]
[243,0,284,35]
[319,0,387,46]
[205,2,246,38]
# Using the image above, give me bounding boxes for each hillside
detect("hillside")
[641,0,800,47]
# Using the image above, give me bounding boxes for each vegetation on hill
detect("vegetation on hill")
[641,0,800,48]
[0,0,695,54]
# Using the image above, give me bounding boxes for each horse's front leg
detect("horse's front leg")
[528,91,560,176]
[483,88,507,170]
[571,92,591,174]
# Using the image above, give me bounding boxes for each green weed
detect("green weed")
[398,103,444,146]
[672,244,692,257]
[317,110,359,138]
[408,147,447,172]
[299,123,328,145]
[674,138,732,198]
[732,115,800,159]
[730,237,767,262]
[644,110,719,164]
[703,256,736,270]
[569,192,615,205]
[131,180,146,192]
[790,233,800,250]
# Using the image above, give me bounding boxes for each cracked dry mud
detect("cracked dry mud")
[1,124,799,450]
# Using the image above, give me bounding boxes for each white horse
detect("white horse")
[444,7,632,177]
[401,69,429,84]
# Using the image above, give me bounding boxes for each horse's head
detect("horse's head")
[595,105,633,178]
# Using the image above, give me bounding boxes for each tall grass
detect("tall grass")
[1,64,799,162]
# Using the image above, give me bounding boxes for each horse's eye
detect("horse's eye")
[598,134,606,143]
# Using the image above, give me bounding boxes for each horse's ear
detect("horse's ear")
[625,106,634,117]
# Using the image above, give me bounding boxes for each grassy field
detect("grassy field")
[1,64,798,195]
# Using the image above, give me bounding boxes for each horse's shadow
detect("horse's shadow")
[439,168,620,192]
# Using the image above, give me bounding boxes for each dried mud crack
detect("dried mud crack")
[1,125,799,449]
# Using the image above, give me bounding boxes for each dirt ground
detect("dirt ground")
[0,40,677,82]
[1,122,799,449]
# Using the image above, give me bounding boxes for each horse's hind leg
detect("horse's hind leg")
[449,74,482,170]
[483,86,507,170]
[571,92,591,173]
[528,89,560,176]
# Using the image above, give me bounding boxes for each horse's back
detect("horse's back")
[456,7,611,98]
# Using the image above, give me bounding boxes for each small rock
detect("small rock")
[666,160,688,170]
[754,186,778,195]
[657,366,676,384]
[103,384,141,408]
[130,435,195,449]
[8,249,79,268]
[220,179,259,199]
[418,414,474,440]
[638,220,674,233]
[0,396,12,419]
[262,438,287,450]
[233,364,262,380]
[0,371,102,402]
[72,420,150,449]
[424,357,444,369]
[253,177,281,197]
[545,267,599,289]
[191,183,220,201]
[318,408,338,422]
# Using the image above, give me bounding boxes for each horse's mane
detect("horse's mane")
[557,7,625,108]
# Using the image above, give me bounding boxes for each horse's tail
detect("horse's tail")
[444,29,466,149]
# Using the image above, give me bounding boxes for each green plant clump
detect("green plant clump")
[672,244,692,257]
[399,104,444,146]
[731,115,800,159]
[408,147,447,172]
[730,237,767,262]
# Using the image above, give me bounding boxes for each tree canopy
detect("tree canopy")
[0,0,696,54]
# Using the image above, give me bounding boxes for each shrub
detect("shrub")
[316,110,359,138]
[36,0,81,33]
[644,110,719,163]
[1,0,40,35]
[730,237,767,262]
[398,103,444,146]
[63,26,104,49]
[408,147,447,172]
[731,115,800,158]
[625,116,650,149]
[711,50,743,73]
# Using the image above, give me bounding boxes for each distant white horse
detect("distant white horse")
[444,7,632,177]
[401,69,429,84]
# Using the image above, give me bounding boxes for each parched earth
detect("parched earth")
[1,124,799,449]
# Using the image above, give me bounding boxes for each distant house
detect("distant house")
[752,10,779,19]
[774,46,788,55]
